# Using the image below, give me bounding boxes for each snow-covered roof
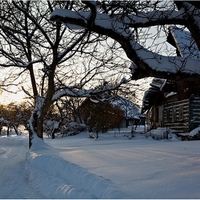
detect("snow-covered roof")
[142,78,176,113]
[111,97,142,119]
[142,27,200,112]
[166,91,177,98]
[168,26,200,59]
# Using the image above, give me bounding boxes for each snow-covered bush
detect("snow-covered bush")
[0,117,20,136]
[43,120,60,138]
[177,127,200,141]
[61,122,86,137]
[146,127,173,140]
[88,132,98,139]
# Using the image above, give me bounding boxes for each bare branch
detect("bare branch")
[52,77,129,101]
[50,2,200,80]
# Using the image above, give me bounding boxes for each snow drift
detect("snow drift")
[26,136,127,198]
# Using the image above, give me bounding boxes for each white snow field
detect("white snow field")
[1,127,200,199]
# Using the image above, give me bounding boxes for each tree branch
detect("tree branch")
[52,77,128,101]
[50,6,200,80]
[13,1,54,48]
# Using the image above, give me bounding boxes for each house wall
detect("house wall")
[120,117,145,128]
[150,97,200,132]
[120,119,127,128]
[150,105,164,129]
[177,80,200,100]
[163,98,190,132]
[120,118,139,128]
[189,96,200,131]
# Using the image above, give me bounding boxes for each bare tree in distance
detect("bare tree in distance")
[0,1,129,148]
[50,1,200,80]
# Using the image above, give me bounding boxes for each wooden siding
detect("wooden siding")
[176,80,200,101]
[161,97,200,132]
[163,99,190,132]
[189,97,200,131]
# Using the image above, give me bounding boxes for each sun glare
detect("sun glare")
[0,91,26,105]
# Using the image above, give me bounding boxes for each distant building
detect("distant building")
[78,95,145,129]
[110,96,145,127]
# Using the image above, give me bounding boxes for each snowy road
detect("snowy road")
[46,132,200,199]
[0,136,43,199]
[1,130,200,198]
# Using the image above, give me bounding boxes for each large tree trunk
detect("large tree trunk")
[29,111,38,148]
[29,107,45,148]
[29,71,55,148]
[37,116,44,139]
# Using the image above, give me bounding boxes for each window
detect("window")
[166,109,170,122]
[155,107,159,122]
[172,108,176,122]
[179,106,183,120]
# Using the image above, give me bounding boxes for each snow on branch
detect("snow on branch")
[51,9,127,37]
[0,53,43,68]
[125,9,186,27]
[52,77,128,101]
[50,6,200,79]
[129,37,200,74]
[50,8,186,36]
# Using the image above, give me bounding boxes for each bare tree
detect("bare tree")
[0,1,128,148]
[50,1,200,80]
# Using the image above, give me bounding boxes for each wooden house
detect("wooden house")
[78,95,145,129]
[142,26,200,132]
[143,78,200,132]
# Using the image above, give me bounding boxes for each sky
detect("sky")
[0,1,182,106]
[0,71,152,106]
[1,126,200,198]
[0,88,27,104]
[51,3,200,78]
[0,0,180,105]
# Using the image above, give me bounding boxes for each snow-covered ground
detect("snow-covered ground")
[1,127,200,198]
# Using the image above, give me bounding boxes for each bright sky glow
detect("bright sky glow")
[0,90,26,104]
[2,1,195,105]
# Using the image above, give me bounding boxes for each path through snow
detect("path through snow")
[0,135,126,199]
[0,136,43,198]
[1,128,200,198]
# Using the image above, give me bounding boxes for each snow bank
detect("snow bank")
[146,127,173,140]
[2,129,200,198]
[0,135,28,146]
[26,136,127,199]
[189,127,200,136]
